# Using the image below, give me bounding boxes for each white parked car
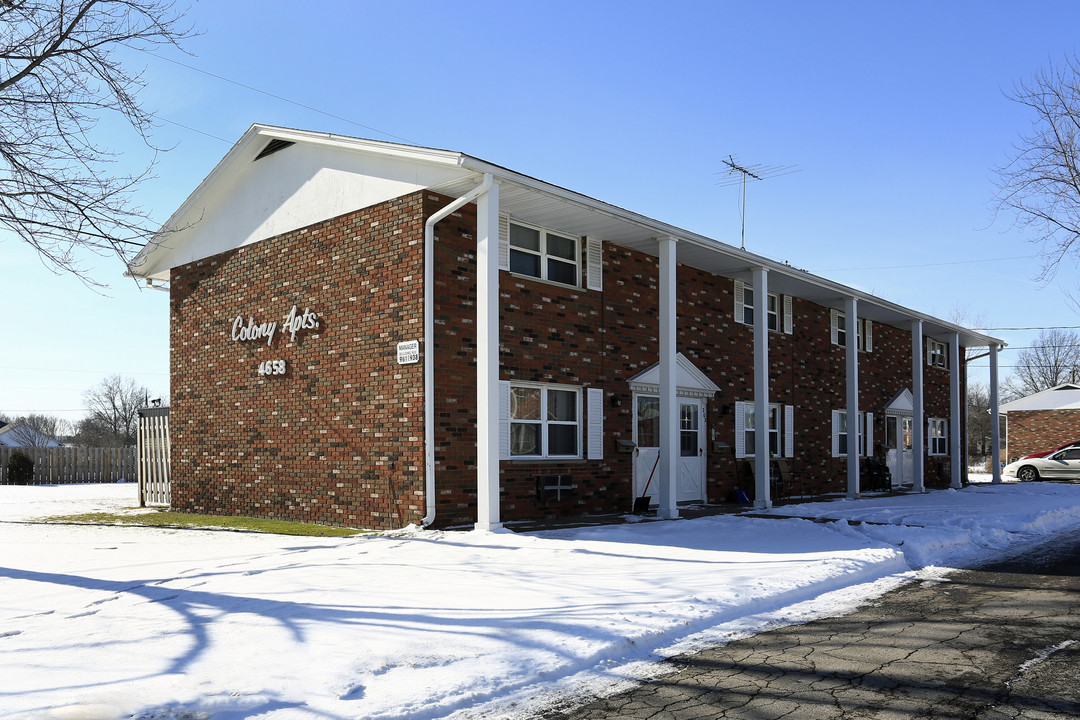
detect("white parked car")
[1004,446,1080,482]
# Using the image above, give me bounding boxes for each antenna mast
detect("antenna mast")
[718,156,800,250]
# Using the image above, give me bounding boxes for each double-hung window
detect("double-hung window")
[509,221,580,286]
[735,401,793,458]
[927,339,949,369]
[734,280,791,333]
[928,418,948,455]
[833,410,873,457]
[508,383,581,458]
[830,311,873,351]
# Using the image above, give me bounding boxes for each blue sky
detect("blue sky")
[3,0,1079,424]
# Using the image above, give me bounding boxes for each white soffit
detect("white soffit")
[130,126,471,281]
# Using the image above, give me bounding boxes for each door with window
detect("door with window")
[634,395,706,503]
[885,414,913,486]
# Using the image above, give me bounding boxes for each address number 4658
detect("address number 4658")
[258,360,286,376]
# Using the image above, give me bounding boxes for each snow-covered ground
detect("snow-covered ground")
[4,478,1080,720]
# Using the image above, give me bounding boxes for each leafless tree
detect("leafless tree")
[0,412,70,446]
[965,383,998,468]
[0,0,194,283]
[996,55,1080,280]
[81,374,148,446]
[1004,328,1080,397]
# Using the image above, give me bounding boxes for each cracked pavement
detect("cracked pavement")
[538,534,1080,720]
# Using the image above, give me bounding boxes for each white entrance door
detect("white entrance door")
[634,395,706,503]
[885,414,914,486]
[677,400,706,502]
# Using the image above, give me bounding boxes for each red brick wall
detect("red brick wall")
[169,194,427,530]
[168,189,968,530]
[1006,410,1080,459]
[428,196,963,525]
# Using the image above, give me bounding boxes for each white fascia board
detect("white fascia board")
[129,125,470,281]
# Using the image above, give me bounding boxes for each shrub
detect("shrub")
[6,451,34,485]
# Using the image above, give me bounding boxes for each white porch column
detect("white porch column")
[911,321,925,492]
[475,181,502,530]
[990,343,1002,484]
[949,333,962,489]
[753,266,770,510]
[845,296,860,499]
[658,236,679,520]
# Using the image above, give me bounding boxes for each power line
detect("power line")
[824,254,1035,272]
[984,325,1080,331]
[132,47,414,144]
[0,366,167,376]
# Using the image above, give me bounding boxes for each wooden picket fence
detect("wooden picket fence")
[137,407,171,507]
[0,445,136,485]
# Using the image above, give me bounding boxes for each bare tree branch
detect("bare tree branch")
[0,0,195,285]
[1003,328,1080,397]
[79,373,148,446]
[996,54,1080,281]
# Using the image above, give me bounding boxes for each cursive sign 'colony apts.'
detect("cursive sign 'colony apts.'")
[231,305,320,347]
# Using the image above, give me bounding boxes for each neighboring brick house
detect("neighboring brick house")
[127,125,1006,530]
[999,383,1080,460]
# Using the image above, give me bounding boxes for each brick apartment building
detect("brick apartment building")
[999,383,1080,460]
[128,125,1007,530]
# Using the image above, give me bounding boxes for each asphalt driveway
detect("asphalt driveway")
[538,531,1080,720]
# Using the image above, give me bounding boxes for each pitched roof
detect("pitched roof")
[129,124,1005,351]
[999,383,1080,413]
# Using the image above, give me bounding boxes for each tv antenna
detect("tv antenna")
[718,156,800,250]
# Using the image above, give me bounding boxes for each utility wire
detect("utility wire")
[824,254,1035,272]
[132,46,414,144]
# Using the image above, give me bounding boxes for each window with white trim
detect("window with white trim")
[830,311,873,351]
[833,410,873,457]
[928,418,948,456]
[927,339,949,369]
[734,281,791,333]
[508,221,580,286]
[507,383,581,458]
[735,401,794,458]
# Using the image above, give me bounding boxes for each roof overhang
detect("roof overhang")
[130,124,1004,350]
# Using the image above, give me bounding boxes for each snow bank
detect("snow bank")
[3,481,1079,720]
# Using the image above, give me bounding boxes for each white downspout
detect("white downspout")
[421,173,494,527]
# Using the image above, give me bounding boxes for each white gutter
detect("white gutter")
[421,172,494,527]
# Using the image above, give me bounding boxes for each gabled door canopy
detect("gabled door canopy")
[627,353,720,399]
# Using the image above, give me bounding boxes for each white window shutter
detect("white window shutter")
[498,214,510,271]
[784,405,794,458]
[585,236,603,291]
[734,280,746,325]
[734,401,746,458]
[865,319,873,352]
[587,387,604,459]
[783,295,793,334]
[832,410,841,457]
[499,382,511,459]
[926,341,933,366]
[830,309,839,345]
[865,412,874,457]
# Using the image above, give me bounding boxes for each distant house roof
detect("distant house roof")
[999,384,1080,413]
[0,422,63,447]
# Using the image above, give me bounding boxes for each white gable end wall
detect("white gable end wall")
[136,142,473,279]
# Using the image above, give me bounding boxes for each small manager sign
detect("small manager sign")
[397,340,420,365]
